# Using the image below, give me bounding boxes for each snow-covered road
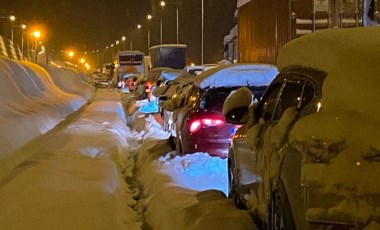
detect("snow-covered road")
[0,88,255,230]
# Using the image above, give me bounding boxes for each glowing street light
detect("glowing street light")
[68,50,74,58]
[137,24,142,29]
[80,58,85,64]
[30,30,42,62]
[11,23,26,42]
[0,15,16,21]
[32,30,41,39]
[121,36,127,50]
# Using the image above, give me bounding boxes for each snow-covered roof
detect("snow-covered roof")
[149,44,187,50]
[277,27,380,122]
[117,50,144,55]
[160,70,183,82]
[193,64,278,89]
[173,75,195,86]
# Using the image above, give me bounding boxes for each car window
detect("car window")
[273,81,304,120]
[256,82,282,121]
[300,81,316,109]
[199,90,231,111]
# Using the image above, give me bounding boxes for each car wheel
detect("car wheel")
[228,158,246,209]
[268,180,295,230]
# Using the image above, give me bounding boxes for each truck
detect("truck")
[229,0,378,64]
[113,50,147,88]
[148,44,187,70]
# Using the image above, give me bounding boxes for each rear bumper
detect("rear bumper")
[183,136,231,158]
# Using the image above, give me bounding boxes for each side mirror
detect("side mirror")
[158,95,169,102]
[225,106,249,124]
[223,87,253,124]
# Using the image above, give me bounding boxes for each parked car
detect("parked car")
[165,64,278,158]
[157,75,195,135]
[222,27,380,229]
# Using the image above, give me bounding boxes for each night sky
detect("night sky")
[0,0,236,65]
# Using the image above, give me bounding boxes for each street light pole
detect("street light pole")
[160,1,179,44]
[201,0,204,64]
[160,18,163,44]
[176,4,179,44]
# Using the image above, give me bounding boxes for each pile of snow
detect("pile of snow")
[277,27,380,225]
[193,64,278,89]
[133,132,255,230]
[0,57,95,177]
[0,89,141,230]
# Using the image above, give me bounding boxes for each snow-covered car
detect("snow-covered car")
[167,64,278,158]
[222,27,380,229]
[157,75,195,136]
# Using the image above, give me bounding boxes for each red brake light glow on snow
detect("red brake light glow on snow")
[189,117,225,133]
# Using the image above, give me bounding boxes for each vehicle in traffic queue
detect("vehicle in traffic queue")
[165,63,278,158]
[222,27,380,230]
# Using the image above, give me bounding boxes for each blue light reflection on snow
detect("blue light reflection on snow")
[158,152,228,196]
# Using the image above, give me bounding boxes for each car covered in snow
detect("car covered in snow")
[166,63,278,158]
[222,27,380,229]
[156,75,196,136]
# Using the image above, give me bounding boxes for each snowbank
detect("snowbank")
[131,117,256,230]
[0,57,95,177]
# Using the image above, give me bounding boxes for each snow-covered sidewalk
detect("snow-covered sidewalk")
[0,89,141,230]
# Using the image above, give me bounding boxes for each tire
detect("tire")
[228,158,246,209]
[268,180,296,230]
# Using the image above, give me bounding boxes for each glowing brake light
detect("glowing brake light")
[145,82,153,93]
[189,117,225,133]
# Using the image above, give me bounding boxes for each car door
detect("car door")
[233,82,283,189]
[249,74,317,218]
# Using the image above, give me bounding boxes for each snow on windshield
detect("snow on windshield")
[193,64,278,89]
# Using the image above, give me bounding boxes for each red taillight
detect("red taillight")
[189,117,225,133]
[145,82,153,93]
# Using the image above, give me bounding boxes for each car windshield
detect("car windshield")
[200,86,267,111]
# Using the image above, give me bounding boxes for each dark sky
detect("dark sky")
[0,0,236,65]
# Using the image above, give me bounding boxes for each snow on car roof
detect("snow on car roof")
[277,27,380,121]
[193,63,278,89]
[160,70,183,81]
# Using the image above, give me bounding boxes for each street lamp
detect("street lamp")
[146,14,152,49]
[11,24,26,43]
[31,30,41,62]
[0,15,16,21]
[11,24,26,56]
[137,24,142,51]
[147,14,163,45]
[121,36,126,50]
[0,15,16,40]
[160,1,179,44]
